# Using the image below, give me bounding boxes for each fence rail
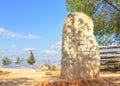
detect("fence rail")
[100,45,120,71]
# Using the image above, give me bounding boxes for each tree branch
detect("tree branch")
[103,0,120,11]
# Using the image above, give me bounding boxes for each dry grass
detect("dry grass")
[0,67,120,86]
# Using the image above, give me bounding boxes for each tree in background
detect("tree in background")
[27,50,35,68]
[2,57,12,66]
[44,59,51,70]
[66,0,120,45]
[43,59,57,71]
[15,56,21,64]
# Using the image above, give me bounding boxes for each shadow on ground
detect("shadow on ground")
[0,77,120,86]
[0,78,38,86]
[40,77,120,86]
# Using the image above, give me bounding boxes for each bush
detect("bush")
[41,64,57,71]
[2,57,12,66]
[50,65,56,71]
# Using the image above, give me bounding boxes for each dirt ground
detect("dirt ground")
[0,67,120,86]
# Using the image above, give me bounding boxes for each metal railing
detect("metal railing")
[100,45,120,71]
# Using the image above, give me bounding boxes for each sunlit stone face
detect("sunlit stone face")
[61,12,100,80]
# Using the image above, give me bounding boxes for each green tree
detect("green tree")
[2,57,12,66]
[15,56,21,64]
[44,59,51,70]
[27,50,35,68]
[66,0,120,45]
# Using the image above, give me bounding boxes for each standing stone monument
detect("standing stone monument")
[61,12,100,80]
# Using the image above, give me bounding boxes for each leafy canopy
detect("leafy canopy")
[66,0,120,45]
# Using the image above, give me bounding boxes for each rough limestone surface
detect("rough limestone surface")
[61,12,100,80]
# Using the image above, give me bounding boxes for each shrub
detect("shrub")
[2,57,12,66]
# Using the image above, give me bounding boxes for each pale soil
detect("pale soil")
[0,67,120,86]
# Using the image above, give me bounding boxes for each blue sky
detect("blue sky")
[0,0,68,63]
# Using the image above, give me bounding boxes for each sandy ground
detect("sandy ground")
[0,67,120,86]
[0,68,46,79]
[0,67,60,80]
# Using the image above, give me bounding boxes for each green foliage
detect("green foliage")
[50,65,56,71]
[43,64,57,71]
[66,0,98,15]
[15,56,21,64]
[2,57,12,66]
[66,0,120,45]
[27,51,35,67]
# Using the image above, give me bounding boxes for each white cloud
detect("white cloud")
[23,48,35,51]
[51,41,62,49]
[40,41,62,63]
[42,50,57,54]
[42,41,61,55]
[0,28,38,39]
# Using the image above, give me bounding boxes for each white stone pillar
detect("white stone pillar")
[61,12,100,80]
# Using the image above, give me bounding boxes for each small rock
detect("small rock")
[45,72,52,76]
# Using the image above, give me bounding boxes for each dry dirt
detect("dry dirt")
[0,67,120,86]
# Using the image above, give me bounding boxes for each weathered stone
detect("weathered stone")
[61,12,100,80]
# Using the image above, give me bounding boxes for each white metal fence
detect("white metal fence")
[100,45,120,71]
